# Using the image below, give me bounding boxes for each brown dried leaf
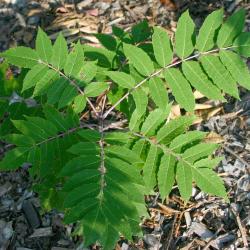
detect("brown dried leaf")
[204,132,224,143]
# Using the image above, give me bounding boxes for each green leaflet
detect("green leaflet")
[107,71,136,89]
[200,55,239,99]
[152,27,173,67]
[183,143,219,164]
[164,68,195,112]
[156,116,194,145]
[233,32,250,57]
[50,33,68,70]
[3,47,39,68]
[194,157,223,169]
[217,8,246,47]
[175,10,195,59]
[219,50,250,90]
[105,145,143,164]
[128,110,145,132]
[85,82,109,97]
[143,143,159,192]
[43,105,77,131]
[0,147,29,170]
[36,28,53,63]
[22,64,48,92]
[83,45,116,68]
[123,43,154,76]
[158,154,176,198]
[170,131,206,153]
[33,69,59,96]
[182,61,225,101]
[148,78,169,110]
[73,95,87,113]
[95,33,117,51]
[192,167,228,200]
[104,132,131,145]
[78,61,97,84]
[196,9,223,52]
[47,78,68,105]
[68,142,99,155]
[132,87,148,116]
[176,161,192,201]
[3,134,35,147]
[64,42,84,77]
[58,85,78,109]
[141,105,171,136]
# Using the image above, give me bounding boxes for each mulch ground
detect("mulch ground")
[0,0,249,249]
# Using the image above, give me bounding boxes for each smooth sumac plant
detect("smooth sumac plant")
[0,8,250,248]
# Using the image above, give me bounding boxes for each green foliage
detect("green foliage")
[1,8,249,248]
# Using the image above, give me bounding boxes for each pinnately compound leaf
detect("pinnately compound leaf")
[219,50,250,90]
[217,8,246,48]
[175,10,195,59]
[123,43,154,76]
[36,28,53,63]
[196,9,223,52]
[182,61,225,100]
[164,68,195,112]
[152,27,173,67]
[200,55,239,98]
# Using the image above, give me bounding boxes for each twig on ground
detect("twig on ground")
[231,208,249,249]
